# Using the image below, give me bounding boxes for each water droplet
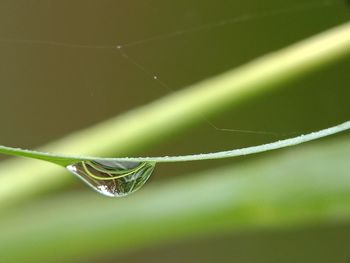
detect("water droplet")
[67,160,156,197]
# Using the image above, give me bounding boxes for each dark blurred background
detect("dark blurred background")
[0,0,349,262]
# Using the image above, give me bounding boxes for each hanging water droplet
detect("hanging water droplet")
[67,160,156,197]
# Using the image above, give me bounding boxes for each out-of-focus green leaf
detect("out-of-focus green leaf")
[0,134,349,263]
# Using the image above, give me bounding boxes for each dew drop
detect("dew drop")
[67,160,156,197]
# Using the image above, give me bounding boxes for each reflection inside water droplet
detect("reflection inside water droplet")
[67,160,156,197]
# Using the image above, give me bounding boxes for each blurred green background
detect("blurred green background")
[0,0,350,262]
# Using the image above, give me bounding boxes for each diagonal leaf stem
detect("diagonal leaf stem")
[0,120,349,164]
